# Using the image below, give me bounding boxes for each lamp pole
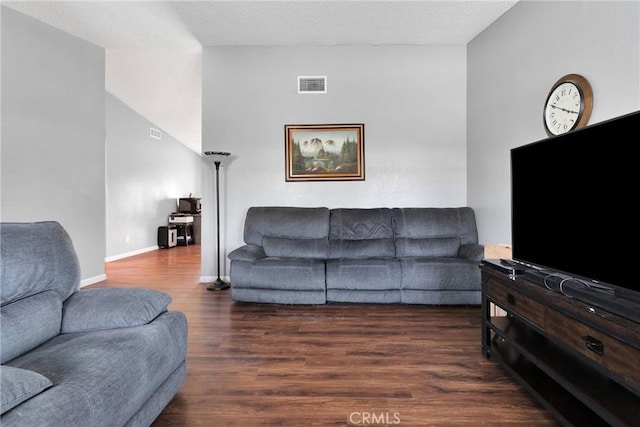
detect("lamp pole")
[205,152,231,291]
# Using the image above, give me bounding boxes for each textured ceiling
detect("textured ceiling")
[3,1,520,49]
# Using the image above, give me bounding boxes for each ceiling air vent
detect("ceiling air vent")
[150,128,162,140]
[298,76,327,94]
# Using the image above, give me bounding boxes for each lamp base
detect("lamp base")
[206,278,230,291]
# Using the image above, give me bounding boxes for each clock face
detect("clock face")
[544,82,583,136]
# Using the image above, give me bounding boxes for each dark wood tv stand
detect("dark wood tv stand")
[481,264,640,426]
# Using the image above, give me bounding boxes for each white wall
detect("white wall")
[201,45,468,280]
[105,92,203,259]
[106,48,202,155]
[1,6,106,284]
[468,0,640,246]
[8,1,635,283]
[1,7,204,281]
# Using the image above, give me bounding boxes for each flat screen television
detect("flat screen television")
[510,109,640,309]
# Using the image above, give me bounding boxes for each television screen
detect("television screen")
[511,110,640,295]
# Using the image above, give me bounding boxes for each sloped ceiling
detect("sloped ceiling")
[3,1,519,154]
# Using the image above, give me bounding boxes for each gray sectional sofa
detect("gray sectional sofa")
[0,221,188,426]
[228,206,484,305]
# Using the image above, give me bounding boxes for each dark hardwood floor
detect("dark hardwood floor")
[91,245,558,426]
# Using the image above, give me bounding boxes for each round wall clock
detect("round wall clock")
[543,74,593,136]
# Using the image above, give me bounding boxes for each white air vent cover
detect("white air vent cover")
[298,76,327,94]
[150,128,162,140]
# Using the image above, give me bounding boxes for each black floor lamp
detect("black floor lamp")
[204,151,231,291]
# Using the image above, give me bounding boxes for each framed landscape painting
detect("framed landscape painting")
[284,123,365,182]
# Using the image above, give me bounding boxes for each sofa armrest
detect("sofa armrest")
[228,244,266,261]
[61,288,171,333]
[458,243,484,261]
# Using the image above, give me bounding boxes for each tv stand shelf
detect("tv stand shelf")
[481,266,640,427]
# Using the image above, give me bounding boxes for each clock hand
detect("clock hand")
[549,104,579,114]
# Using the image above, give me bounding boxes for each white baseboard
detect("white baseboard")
[199,276,231,283]
[105,246,158,263]
[80,274,107,288]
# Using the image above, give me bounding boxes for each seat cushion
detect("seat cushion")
[326,258,401,291]
[230,258,326,291]
[400,258,481,291]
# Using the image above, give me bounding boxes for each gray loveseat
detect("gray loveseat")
[228,207,484,305]
[0,221,188,426]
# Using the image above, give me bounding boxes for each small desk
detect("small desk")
[169,214,194,246]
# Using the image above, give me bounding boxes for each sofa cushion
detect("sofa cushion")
[0,221,80,306]
[458,243,485,261]
[400,258,482,291]
[394,237,460,258]
[243,207,330,246]
[0,365,53,414]
[392,207,479,245]
[262,236,328,259]
[329,208,395,258]
[329,208,394,240]
[3,311,187,427]
[61,288,171,333]
[326,258,401,291]
[230,259,326,291]
[1,291,62,364]
[329,238,395,258]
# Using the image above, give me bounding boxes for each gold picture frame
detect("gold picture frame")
[284,123,365,182]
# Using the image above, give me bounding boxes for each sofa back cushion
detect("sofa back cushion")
[1,221,81,306]
[392,208,478,258]
[262,236,329,259]
[329,208,395,258]
[1,291,62,363]
[395,236,461,258]
[244,207,330,258]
